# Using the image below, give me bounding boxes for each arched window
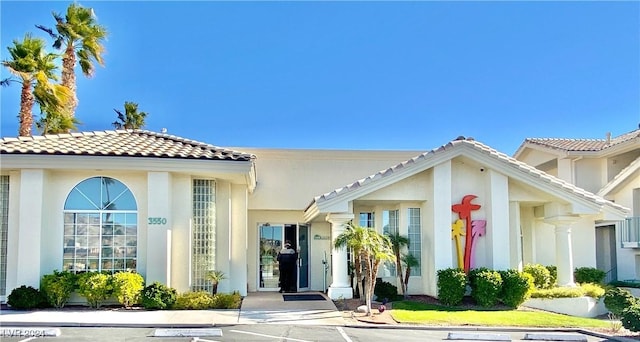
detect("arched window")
[63,177,137,273]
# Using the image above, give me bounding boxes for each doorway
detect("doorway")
[258,223,310,291]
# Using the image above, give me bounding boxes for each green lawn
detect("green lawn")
[391,301,611,328]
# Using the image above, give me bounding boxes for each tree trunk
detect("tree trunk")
[61,43,77,119]
[396,254,404,296]
[403,268,412,300]
[18,80,34,136]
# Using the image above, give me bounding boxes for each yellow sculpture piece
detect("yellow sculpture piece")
[451,219,465,270]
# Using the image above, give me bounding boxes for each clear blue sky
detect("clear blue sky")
[1,1,639,155]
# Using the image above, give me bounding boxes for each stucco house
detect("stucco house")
[514,128,640,282]
[0,130,629,302]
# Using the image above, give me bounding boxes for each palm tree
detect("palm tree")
[400,253,419,300]
[36,109,78,134]
[206,270,226,295]
[387,232,409,297]
[37,3,107,119]
[2,34,70,136]
[112,101,148,130]
[335,223,395,316]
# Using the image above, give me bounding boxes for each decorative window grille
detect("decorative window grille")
[62,177,137,273]
[191,179,216,292]
[408,208,422,276]
[382,210,399,277]
[0,175,8,295]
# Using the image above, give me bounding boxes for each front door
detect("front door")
[258,223,310,291]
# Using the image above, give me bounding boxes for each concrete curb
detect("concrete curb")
[344,324,636,342]
[0,322,216,329]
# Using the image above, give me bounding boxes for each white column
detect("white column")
[554,223,576,287]
[146,172,172,286]
[429,160,453,297]
[326,213,354,300]
[544,212,580,287]
[509,202,523,270]
[486,169,510,270]
[230,183,248,296]
[14,170,45,288]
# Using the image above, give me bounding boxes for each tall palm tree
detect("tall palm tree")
[2,34,70,136]
[37,3,107,119]
[112,101,148,130]
[335,223,395,316]
[387,232,409,296]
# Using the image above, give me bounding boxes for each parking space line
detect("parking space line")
[229,329,312,342]
[336,327,352,342]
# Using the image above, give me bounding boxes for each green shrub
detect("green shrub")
[523,263,552,289]
[374,279,398,302]
[621,304,640,332]
[174,291,215,310]
[580,283,605,299]
[141,282,177,310]
[213,292,242,309]
[470,269,502,307]
[530,286,584,299]
[468,267,491,288]
[112,271,144,308]
[604,287,638,316]
[499,269,534,308]
[7,285,47,310]
[437,268,467,306]
[40,270,77,308]
[574,267,606,285]
[77,272,114,308]
[545,265,557,287]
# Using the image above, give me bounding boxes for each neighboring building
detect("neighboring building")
[0,130,629,302]
[514,128,640,282]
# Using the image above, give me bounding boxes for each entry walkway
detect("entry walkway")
[239,291,344,325]
[0,291,345,327]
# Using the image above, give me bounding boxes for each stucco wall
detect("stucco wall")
[239,148,422,210]
[610,175,640,280]
[575,158,604,194]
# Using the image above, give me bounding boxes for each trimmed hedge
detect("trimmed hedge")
[523,263,552,289]
[40,270,77,308]
[7,285,47,310]
[141,282,177,310]
[604,287,638,316]
[470,269,502,307]
[437,268,467,306]
[574,267,605,285]
[499,269,534,308]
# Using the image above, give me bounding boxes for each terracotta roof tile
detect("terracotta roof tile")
[0,130,255,161]
[523,129,640,152]
[312,137,626,213]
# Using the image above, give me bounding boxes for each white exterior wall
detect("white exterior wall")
[609,175,640,280]
[575,158,604,194]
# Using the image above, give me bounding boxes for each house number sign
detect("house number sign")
[148,217,167,225]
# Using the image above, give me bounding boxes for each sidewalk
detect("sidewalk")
[0,291,345,327]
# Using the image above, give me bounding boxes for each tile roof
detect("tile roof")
[0,130,255,161]
[522,129,640,152]
[311,137,627,213]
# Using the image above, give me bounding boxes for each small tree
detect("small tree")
[387,232,409,297]
[400,253,419,300]
[206,270,226,295]
[334,223,395,316]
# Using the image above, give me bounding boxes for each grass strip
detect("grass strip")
[390,301,610,328]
